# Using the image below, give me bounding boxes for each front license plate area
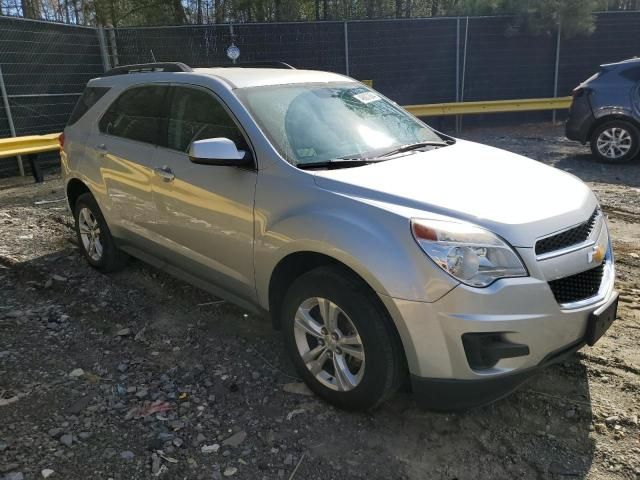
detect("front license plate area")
[586,295,618,346]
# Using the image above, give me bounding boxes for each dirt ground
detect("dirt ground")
[1,123,639,480]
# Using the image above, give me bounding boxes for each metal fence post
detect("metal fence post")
[0,64,24,176]
[344,21,350,76]
[459,16,470,132]
[455,17,460,132]
[97,26,111,71]
[552,20,562,124]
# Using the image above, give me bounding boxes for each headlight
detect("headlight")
[411,218,528,287]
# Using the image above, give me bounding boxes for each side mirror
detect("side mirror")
[188,138,253,167]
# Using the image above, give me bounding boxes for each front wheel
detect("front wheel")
[590,120,640,163]
[281,266,405,410]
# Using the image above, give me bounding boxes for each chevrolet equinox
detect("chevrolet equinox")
[61,62,618,411]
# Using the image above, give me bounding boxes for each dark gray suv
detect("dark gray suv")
[566,58,640,163]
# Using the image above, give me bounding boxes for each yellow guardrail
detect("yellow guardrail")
[0,96,572,179]
[0,133,60,159]
[404,96,572,117]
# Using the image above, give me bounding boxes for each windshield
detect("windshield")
[236,82,443,166]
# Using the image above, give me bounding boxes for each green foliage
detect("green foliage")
[1,0,637,30]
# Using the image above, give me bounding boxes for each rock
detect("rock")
[194,433,206,446]
[594,423,607,434]
[41,469,55,478]
[117,363,128,373]
[282,382,313,396]
[251,371,260,380]
[172,438,183,448]
[135,389,148,399]
[565,409,576,418]
[201,444,220,454]
[284,454,294,465]
[48,428,63,439]
[59,434,73,447]
[151,453,161,475]
[5,473,24,480]
[0,464,20,474]
[66,396,92,414]
[223,467,238,477]
[51,274,67,282]
[78,432,92,440]
[605,415,619,425]
[0,441,7,452]
[116,328,131,337]
[120,450,135,460]
[222,431,246,448]
[68,368,85,378]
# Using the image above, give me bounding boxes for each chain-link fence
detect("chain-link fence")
[1,11,639,176]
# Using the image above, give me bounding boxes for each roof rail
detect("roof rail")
[104,62,193,76]
[230,61,295,69]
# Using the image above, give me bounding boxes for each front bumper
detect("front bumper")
[379,244,617,410]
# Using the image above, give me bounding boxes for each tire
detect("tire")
[590,120,640,164]
[73,192,129,272]
[281,265,406,411]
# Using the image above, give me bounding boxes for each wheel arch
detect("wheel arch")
[66,177,92,211]
[588,112,640,140]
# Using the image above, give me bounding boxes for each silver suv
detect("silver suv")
[62,62,618,411]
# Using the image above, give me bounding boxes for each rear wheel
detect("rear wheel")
[281,266,405,410]
[73,192,128,272]
[590,120,640,163]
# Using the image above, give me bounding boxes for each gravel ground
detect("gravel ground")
[1,123,639,480]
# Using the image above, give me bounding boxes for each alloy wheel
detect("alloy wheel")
[596,127,632,159]
[293,297,365,392]
[78,207,103,261]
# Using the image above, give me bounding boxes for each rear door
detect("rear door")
[89,84,170,243]
[150,84,258,302]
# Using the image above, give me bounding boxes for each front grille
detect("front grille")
[548,263,605,304]
[535,209,599,256]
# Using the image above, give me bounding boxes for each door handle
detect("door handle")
[153,166,175,182]
[96,144,107,156]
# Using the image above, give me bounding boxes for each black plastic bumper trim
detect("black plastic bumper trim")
[411,338,585,411]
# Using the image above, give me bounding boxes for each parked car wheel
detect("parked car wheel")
[590,120,640,163]
[281,265,405,410]
[73,192,128,272]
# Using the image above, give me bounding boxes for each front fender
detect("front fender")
[254,198,457,310]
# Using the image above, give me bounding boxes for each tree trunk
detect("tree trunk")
[395,0,402,18]
[214,0,223,23]
[431,0,438,17]
[323,0,328,20]
[365,0,374,18]
[173,0,186,24]
[405,0,412,17]
[315,0,320,20]
[196,0,202,24]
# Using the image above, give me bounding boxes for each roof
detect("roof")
[602,57,640,69]
[192,67,352,88]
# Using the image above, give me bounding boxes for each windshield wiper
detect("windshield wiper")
[297,158,381,170]
[376,141,450,158]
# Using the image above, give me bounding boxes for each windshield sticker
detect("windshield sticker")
[353,91,381,104]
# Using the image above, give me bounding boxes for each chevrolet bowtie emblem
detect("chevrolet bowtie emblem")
[588,244,605,264]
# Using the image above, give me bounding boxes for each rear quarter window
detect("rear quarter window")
[67,87,110,126]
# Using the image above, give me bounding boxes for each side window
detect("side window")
[67,87,110,126]
[167,86,248,153]
[99,86,168,146]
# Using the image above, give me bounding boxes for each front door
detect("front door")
[150,85,258,303]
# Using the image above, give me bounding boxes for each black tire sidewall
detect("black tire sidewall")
[590,120,640,163]
[73,193,124,272]
[281,267,402,410]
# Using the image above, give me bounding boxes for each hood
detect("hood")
[313,140,597,247]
